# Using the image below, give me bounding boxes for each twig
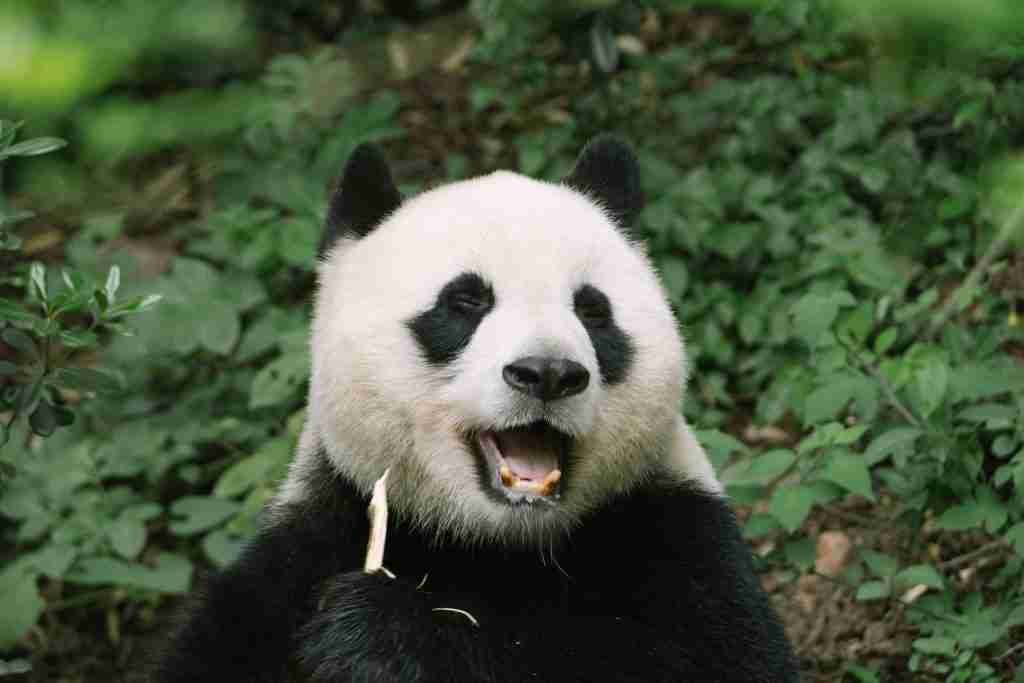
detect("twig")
[928,194,1024,337]
[364,468,390,574]
[937,538,1009,571]
[810,570,966,626]
[432,607,479,627]
[997,641,1024,662]
[857,354,922,427]
[822,505,881,528]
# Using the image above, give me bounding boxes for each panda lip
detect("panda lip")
[474,422,569,500]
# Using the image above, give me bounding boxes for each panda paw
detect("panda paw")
[295,571,488,682]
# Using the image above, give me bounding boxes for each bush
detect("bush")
[1,2,1022,680]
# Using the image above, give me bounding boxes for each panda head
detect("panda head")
[297,137,718,546]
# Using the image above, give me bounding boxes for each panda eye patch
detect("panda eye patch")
[573,284,634,385]
[444,274,494,315]
[407,272,494,366]
[449,292,492,315]
[573,285,612,327]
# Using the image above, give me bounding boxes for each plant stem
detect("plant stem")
[937,538,1009,571]
[928,194,1024,337]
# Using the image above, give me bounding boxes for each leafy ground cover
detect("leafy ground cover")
[2,1,1024,681]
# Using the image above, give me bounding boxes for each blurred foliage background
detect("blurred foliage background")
[2,1,1024,681]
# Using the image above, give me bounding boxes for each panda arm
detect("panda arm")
[294,484,799,683]
[547,483,801,682]
[153,492,367,683]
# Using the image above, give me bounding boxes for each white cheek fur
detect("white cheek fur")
[277,170,721,544]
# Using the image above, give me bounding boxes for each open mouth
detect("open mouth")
[472,421,572,503]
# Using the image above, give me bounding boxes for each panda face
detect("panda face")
[292,139,708,546]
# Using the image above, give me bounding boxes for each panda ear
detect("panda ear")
[564,135,644,230]
[320,143,403,257]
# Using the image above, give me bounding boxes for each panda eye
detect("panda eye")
[576,302,610,326]
[450,293,490,314]
[574,287,612,327]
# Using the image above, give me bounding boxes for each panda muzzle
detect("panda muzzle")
[476,423,567,499]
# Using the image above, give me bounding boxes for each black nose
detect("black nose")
[502,356,590,401]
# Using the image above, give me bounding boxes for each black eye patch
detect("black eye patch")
[573,285,634,385]
[407,272,495,366]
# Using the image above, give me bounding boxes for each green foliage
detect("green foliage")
[0,122,162,453]
[2,2,1024,679]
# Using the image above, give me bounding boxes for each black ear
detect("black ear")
[320,143,403,257]
[563,135,643,229]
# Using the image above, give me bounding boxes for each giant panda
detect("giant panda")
[154,136,800,682]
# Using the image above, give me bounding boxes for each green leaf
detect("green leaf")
[249,352,310,409]
[68,553,192,593]
[278,217,319,268]
[950,363,1024,402]
[1,327,38,360]
[768,485,817,533]
[742,513,780,539]
[784,538,816,570]
[913,350,949,418]
[694,429,748,470]
[104,265,120,304]
[49,367,123,394]
[864,427,922,465]
[833,424,868,445]
[913,637,957,656]
[861,549,899,577]
[0,569,44,649]
[589,14,619,73]
[196,298,240,355]
[803,378,860,423]
[0,658,31,675]
[822,452,875,500]
[58,329,99,349]
[121,503,163,522]
[874,327,898,354]
[659,258,689,301]
[29,262,46,303]
[1006,522,1024,557]
[855,580,890,601]
[169,496,241,536]
[28,400,57,437]
[935,503,987,531]
[61,269,83,291]
[791,291,855,348]
[956,404,1017,424]
[894,564,945,590]
[108,516,147,559]
[0,298,37,324]
[214,439,291,499]
[724,449,795,487]
[27,544,77,579]
[993,435,1018,457]
[1,136,67,158]
[841,663,881,683]
[201,529,247,569]
[105,294,163,319]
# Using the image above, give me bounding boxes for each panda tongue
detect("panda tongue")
[496,430,559,481]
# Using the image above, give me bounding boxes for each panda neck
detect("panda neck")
[284,444,573,590]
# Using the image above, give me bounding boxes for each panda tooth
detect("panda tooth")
[539,469,562,496]
[499,464,518,487]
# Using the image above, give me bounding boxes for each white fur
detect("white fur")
[278,171,720,545]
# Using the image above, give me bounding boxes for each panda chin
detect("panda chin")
[472,421,571,505]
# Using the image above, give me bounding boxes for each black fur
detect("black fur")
[320,143,403,256]
[573,284,634,385]
[155,448,800,683]
[563,135,644,230]
[407,272,495,366]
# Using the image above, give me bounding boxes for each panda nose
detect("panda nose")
[502,356,590,401]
